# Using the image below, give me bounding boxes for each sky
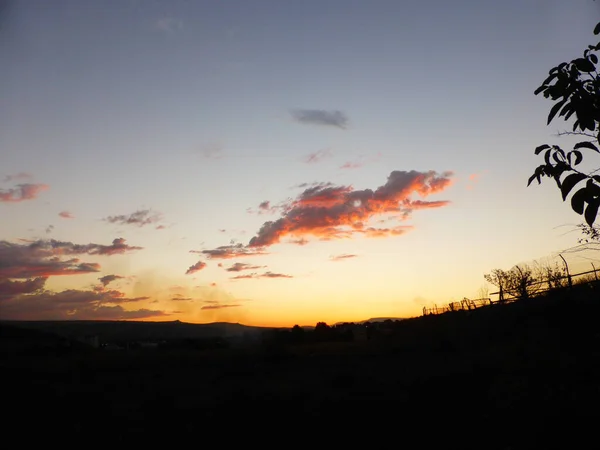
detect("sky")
[1,0,599,327]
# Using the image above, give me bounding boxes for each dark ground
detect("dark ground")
[3,289,600,448]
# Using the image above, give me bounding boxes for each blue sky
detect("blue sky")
[1,0,599,326]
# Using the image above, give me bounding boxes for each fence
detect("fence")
[422,266,600,316]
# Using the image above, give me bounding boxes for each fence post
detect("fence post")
[559,254,572,289]
[593,263,598,282]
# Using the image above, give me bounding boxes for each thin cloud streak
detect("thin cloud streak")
[290,109,349,129]
[59,211,74,219]
[104,209,163,228]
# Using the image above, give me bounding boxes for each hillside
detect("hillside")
[0,319,270,345]
[2,286,600,447]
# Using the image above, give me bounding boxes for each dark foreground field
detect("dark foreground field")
[3,289,600,448]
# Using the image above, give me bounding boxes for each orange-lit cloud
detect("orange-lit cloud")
[231,271,293,280]
[330,254,358,261]
[104,209,163,227]
[225,262,266,272]
[186,261,207,275]
[304,148,333,164]
[0,183,49,203]
[59,211,74,219]
[248,170,453,247]
[192,243,268,260]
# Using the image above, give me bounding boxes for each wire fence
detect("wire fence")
[422,266,600,316]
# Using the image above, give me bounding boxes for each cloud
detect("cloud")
[201,304,240,310]
[99,274,124,287]
[340,152,382,170]
[199,142,224,160]
[3,172,32,183]
[231,271,293,280]
[340,161,362,169]
[224,262,266,272]
[247,170,453,247]
[0,286,162,321]
[247,200,288,216]
[45,225,54,234]
[304,148,333,164]
[0,184,49,203]
[171,294,193,301]
[59,211,74,219]
[290,109,349,129]
[330,254,358,261]
[0,255,158,320]
[156,17,183,32]
[104,209,163,228]
[192,243,268,260]
[466,170,488,190]
[186,261,207,275]
[0,277,47,298]
[0,238,141,279]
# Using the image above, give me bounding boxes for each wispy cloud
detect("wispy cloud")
[104,209,163,228]
[199,142,225,160]
[304,148,333,164]
[59,211,74,219]
[466,170,488,190]
[3,173,32,183]
[224,262,266,272]
[231,271,293,280]
[330,254,358,261]
[340,153,382,170]
[248,170,453,247]
[191,243,268,260]
[201,304,240,310]
[0,184,49,203]
[290,109,349,129]
[156,17,183,32]
[186,261,207,275]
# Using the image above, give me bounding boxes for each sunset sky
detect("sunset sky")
[1,0,599,327]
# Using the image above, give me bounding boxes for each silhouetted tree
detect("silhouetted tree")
[290,324,305,344]
[528,20,600,227]
[485,264,540,301]
[484,269,510,302]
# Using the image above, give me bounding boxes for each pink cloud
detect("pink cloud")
[0,184,49,203]
[304,148,333,164]
[59,211,74,219]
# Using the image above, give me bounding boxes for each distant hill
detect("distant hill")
[0,320,273,344]
[333,317,407,326]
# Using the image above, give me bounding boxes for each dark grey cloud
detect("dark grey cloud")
[290,109,349,129]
